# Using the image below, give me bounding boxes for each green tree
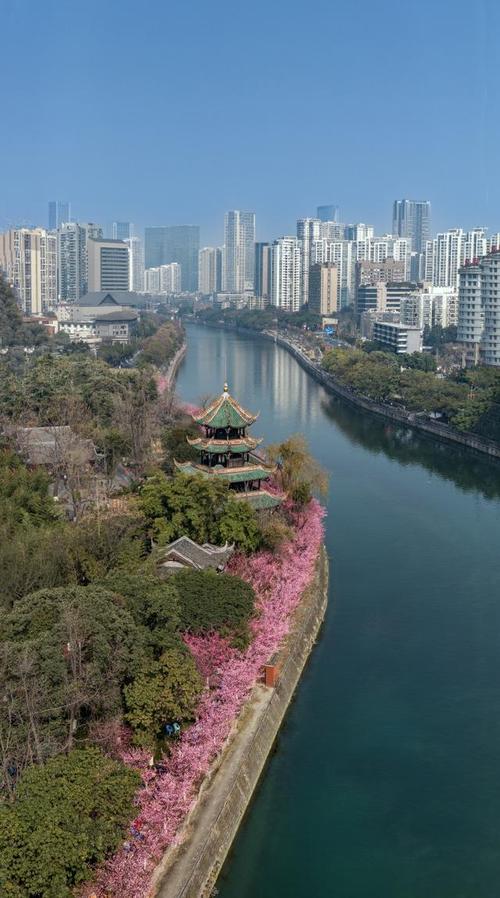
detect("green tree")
[0,748,139,898]
[124,647,203,747]
[139,472,263,551]
[172,568,256,647]
[102,570,180,657]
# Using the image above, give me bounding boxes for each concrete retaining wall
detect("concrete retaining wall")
[152,545,329,898]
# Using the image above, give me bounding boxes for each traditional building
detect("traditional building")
[175,384,282,510]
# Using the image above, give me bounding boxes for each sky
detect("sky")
[1,0,499,245]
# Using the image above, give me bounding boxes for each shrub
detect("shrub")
[0,748,139,898]
[172,568,256,648]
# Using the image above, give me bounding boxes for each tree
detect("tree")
[0,748,139,898]
[139,472,263,551]
[172,568,255,648]
[124,647,203,747]
[0,586,145,777]
[267,434,328,504]
[102,570,180,658]
[161,422,199,472]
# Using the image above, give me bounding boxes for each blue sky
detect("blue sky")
[1,0,499,243]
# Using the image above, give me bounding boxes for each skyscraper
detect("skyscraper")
[392,200,431,253]
[0,228,57,314]
[113,222,133,240]
[223,211,255,293]
[296,218,321,306]
[198,247,220,295]
[87,238,130,291]
[317,205,339,223]
[48,200,71,230]
[126,236,144,292]
[254,243,272,301]
[271,237,302,311]
[144,225,199,292]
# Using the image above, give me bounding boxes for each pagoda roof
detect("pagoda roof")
[187,436,262,455]
[193,384,258,429]
[235,490,283,510]
[174,460,274,484]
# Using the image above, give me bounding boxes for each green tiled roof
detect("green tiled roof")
[193,387,257,429]
[187,436,262,455]
[174,461,273,483]
[238,491,283,510]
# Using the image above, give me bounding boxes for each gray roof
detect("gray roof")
[79,292,142,308]
[4,425,96,466]
[96,309,138,322]
[158,536,234,571]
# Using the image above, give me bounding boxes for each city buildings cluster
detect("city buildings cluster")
[1,198,500,364]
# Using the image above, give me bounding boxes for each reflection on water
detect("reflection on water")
[320,395,500,501]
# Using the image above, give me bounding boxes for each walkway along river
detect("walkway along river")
[176,323,500,898]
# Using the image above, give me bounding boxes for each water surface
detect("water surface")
[176,324,500,898]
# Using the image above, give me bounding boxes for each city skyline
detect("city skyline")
[2,0,499,243]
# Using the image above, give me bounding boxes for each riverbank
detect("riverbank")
[198,321,500,461]
[152,543,329,898]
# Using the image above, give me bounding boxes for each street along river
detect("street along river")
[176,323,500,898]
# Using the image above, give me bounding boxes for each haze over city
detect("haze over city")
[2,0,500,241]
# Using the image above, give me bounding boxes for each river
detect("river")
[176,323,500,898]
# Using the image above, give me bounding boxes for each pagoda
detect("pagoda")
[175,383,282,510]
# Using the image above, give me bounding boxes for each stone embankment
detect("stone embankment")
[151,544,329,898]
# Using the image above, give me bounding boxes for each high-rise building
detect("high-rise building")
[254,243,272,301]
[58,222,99,302]
[144,264,181,294]
[87,238,130,292]
[58,223,85,302]
[223,211,255,294]
[479,249,500,366]
[296,218,321,306]
[198,247,220,295]
[113,222,133,240]
[392,200,431,253]
[126,236,144,292]
[144,267,160,293]
[159,262,181,294]
[458,260,484,366]
[344,223,374,242]
[48,201,71,230]
[0,228,57,314]
[144,225,199,292]
[317,205,339,223]
[271,237,302,312]
[309,263,338,316]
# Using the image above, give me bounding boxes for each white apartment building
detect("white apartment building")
[223,210,255,293]
[0,227,57,314]
[126,236,144,293]
[198,246,219,294]
[400,287,458,330]
[424,228,499,289]
[144,263,181,294]
[480,250,500,367]
[457,260,483,365]
[58,222,103,302]
[160,262,181,294]
[296,218,321,306]
[271,237,302,312]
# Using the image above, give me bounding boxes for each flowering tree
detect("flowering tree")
[80,499,325,898]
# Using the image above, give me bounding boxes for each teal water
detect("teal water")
[176,324,500,898]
